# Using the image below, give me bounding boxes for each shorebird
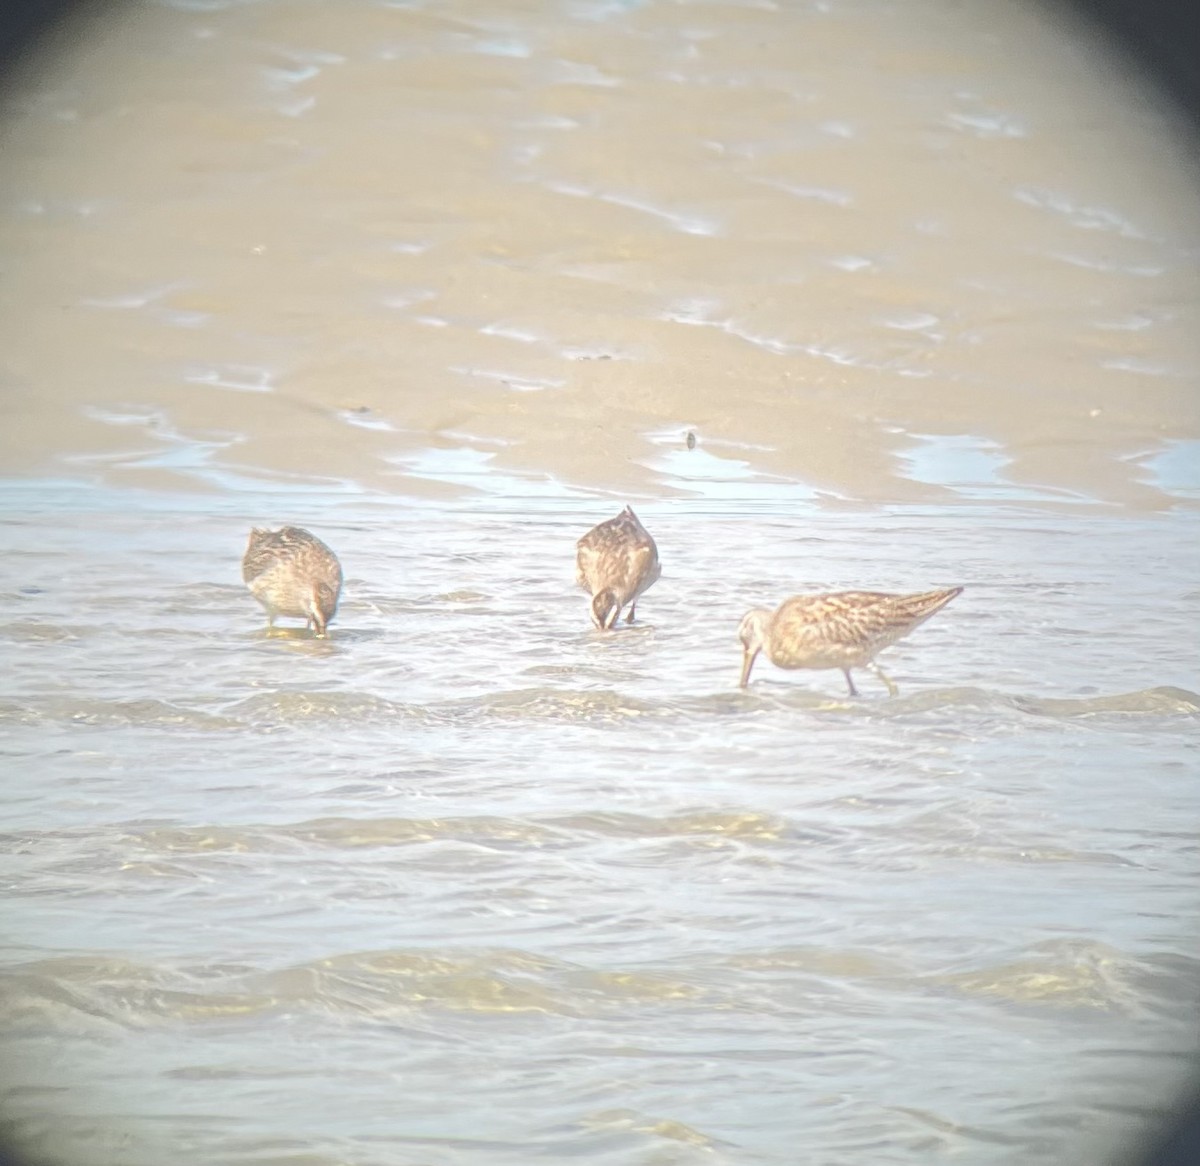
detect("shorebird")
[242,526,343,637]
[738,587,962,696]
[575,506,662,630]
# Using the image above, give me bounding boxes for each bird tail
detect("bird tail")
[895,586,963,624]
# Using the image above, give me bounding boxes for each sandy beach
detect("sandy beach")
[0,0,1197,508]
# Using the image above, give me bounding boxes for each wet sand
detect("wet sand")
[0,0,1198,507]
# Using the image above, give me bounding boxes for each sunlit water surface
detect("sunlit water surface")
[1,471,1198,1166]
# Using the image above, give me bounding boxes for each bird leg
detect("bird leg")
[841,669,859,697]
[626,602,636,623]
[869,663,898,697]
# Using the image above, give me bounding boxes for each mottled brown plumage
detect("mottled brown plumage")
[242,526,343,637]
[575,506,662,630]
[738,587,962,695]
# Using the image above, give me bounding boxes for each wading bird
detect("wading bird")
[575,506,662,630]
[242,526,343,638]
[738,587,962,695]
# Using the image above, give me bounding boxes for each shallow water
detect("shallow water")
[1,1,1200,1164]
[1,476,1198,1166]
